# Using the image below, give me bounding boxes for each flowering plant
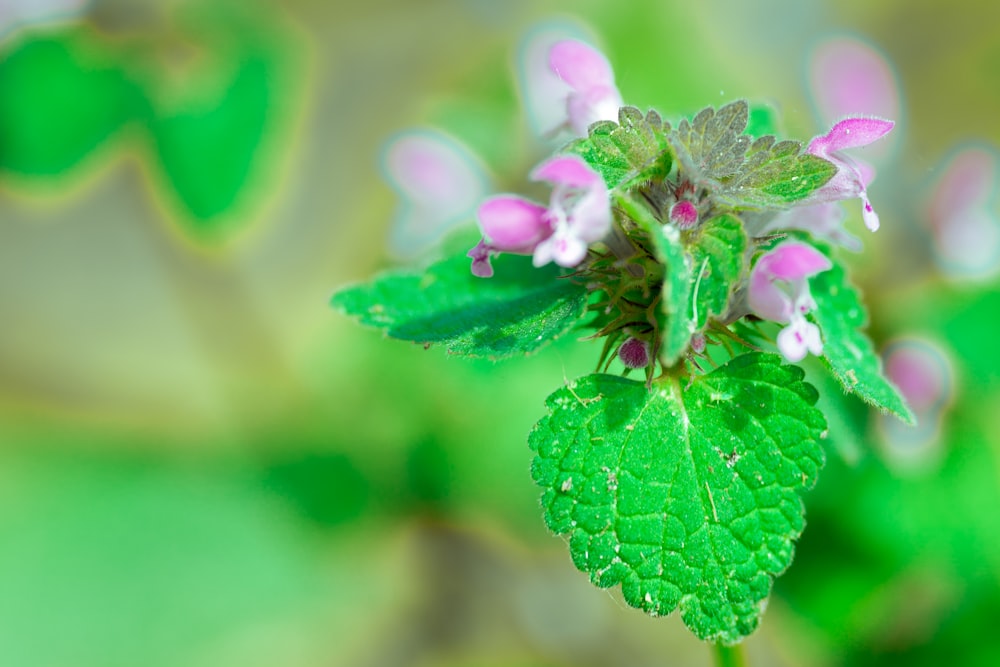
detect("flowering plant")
[334,38,912,647]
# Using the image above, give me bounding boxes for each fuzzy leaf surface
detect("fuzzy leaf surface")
[715,136,837,208]
[566,107,673,191]
[331,252,587,359]
[809,258,915,423]
[529,353,826,643]
[669,100,751,182]
[668,100,835,208]
[687,214,747,331]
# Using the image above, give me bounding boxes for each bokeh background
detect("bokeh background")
[2,1,999,665]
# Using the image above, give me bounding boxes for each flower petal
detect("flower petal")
[467,239,495,278]
[758,242,832,282]
[808,117,895,155]
[531,154,604,189]
[777,319,823,363]
[477,196,550,250]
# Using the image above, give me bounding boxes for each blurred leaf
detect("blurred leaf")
[141,4,299,235]
[810,254,914,423]
[0,31,142,175]
[529,353,826,643]
[0,453,327,667]
[331,252,588,360]
[263,452,371,527]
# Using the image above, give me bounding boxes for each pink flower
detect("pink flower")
[748,242,832,363]
[669,200,699,229]
[879,337,955,458]
[468,155,612,277]
[806,117,895,232]
[927,146,1000,280]
[548,40,623,137]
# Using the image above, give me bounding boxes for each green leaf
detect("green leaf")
[809,258,915,423]
[715,136,837,208]
[0,31,142,175]
[669,100,751,181]
[529,353,827,644]
[566,107,673,190]
[688,214,748,331]
[331,252,588,359]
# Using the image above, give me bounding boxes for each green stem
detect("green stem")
[712,642,748,667]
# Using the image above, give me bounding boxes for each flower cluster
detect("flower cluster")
[465,38,894,372]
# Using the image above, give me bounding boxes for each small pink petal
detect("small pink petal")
[535,230,588,268]
[618,337,651,369]
[531,154,603,189]
[777,319,823,363]
[809,117,895,155]
[749,269,793,323]
[549,39,616,91]
[861,194,880,232]
[670,201,699,229]
[477,196,549,250]
[467,240,494,278]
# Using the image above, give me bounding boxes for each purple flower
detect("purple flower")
[468,155,612,277]
[748,242,832,363]
[806,117,895,232]
[669,200,699,230]
[548,39,623,137]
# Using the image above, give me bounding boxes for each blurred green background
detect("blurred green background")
[2,1,999,665]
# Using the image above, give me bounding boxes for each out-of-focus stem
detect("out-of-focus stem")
[712,642,748,667]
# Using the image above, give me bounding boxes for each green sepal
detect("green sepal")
[616,193,693,365]
[809,253,915,423]
[529,352,827,644]
[566,107,673,191]
[331,251,588,360]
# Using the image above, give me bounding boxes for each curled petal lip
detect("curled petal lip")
[808,117,895,155]
[531,154,604,189]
